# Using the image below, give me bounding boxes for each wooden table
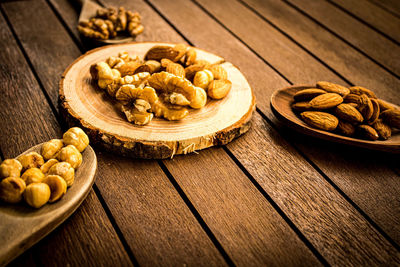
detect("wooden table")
[1,0,399,266]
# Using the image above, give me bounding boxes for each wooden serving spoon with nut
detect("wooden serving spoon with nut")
[78,0,134,45]
[0,143,97,266]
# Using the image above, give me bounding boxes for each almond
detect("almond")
[357,94,374,121]
[173,44,187,62]
[117,61,142,76]
[334,103,363,123]
[316,81,350,97]
[300,111,339,131]
[309,93,343,109]
[336,120,355,136]
[161,59,185,77]
[372,119,392,140]
[344,94,360,104]
[291,102,313,112]
[184,48,197,66]
[145,45,180,61]
[293,88,326,102]
[357,125,379,140]
[207,79,232,99]
[185,64,205,81]
[349,86,377,99]
[377,99,396,112]
[380,109,400,129]
[367,98,379,125]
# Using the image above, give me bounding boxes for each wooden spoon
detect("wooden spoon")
[0,143,97,266]
[78,0,134,45]
[270,85,400,153]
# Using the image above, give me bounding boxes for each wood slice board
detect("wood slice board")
[0,144,97,266]
[60,42,256,159]
[271,85,400,153]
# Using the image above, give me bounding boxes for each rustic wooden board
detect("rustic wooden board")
[0,144,97,266]
[288,0,400,76]
[331,0,400,44]
[271,85,400,153]
[60,42,255,158]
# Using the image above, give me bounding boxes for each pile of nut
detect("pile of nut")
[0,128,89,209]
[291,81,400,140]
[90,44,232,125]
[78,6,143,40]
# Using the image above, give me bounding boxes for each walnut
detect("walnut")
[48,162,75,187]
[21,168,45,185]
[17,152,44,171]
[0,159,23,179]
[0,177,26,204]
[56,145,82,169]
[91,62,120,89]
[41,139,63,160]
[152,99,189,121]
[63,127,89,152]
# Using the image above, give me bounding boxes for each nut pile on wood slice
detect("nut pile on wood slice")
[291,81,400,140]
[0,128,89,209]
[78,6,144,40]
[90,44,232,125]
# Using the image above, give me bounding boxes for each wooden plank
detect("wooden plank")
[330,0,400,43]
[0,9,132,266]
[192,0,400,246]
[368,0,400,17]
[148,0,400,264]
[242,0,399,105]
[4,0,228,265]
[287,0,400,76]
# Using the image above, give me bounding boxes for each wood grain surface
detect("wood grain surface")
[0,144,97,266]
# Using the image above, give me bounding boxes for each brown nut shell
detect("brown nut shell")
[309,93,343,109]
[357,125,379,140]
[367,98,380,125]
[300,111,339,131]
[293,88,326,102]
[349,86,377,99]
[336,120,356,136]
[377,99,396,112]
[357,94,374,121]
[372,119,392,140]
[334,103,363,124]
[316,81,350,97]
[380,109,400,129]
[344,94,360,104]
[291,102,313,112]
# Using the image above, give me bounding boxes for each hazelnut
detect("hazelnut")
[63,127,89,152]
[0,159,23,179]
[24,183,50,208]
[0,177,26,203]
[21,168,45,185]
[40,159,59,174]
[43,175,67,203]
[41,139,63,160]
[17,152,44,171]
[48,162,75,187]
[57,145,82,169]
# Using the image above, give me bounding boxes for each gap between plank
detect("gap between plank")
[157,160,236,267]
[365,0,400,19]
[325,0,400,46]
[282,0,400,79]
[2,2,140,264]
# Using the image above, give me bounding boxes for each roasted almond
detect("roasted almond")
[372,119,392,140]
[380,109,400,129]
[185,64,206,81]
[207,64,228,80]
[367,98,380,125]
[117,61,142,76]
[349,86,377,99]
[336,120,355,136]
[291,102,313,112]
[161,59,185,77]
[357,94,373,121]
[145,45,180,61]
[334,103,363,123]
[207,79,232,99]
[309,93,343,109]
[377,99,396,112]
[316,81,350,97]
[357,125,379,140]
[135,60,161,74]
[293,88,326,102]
[344,94,360,104]
[300,111,339,131]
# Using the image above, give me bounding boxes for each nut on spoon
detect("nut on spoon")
[78,0,134,45]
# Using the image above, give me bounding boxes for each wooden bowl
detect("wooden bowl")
[270,85,400,153]
[60,42,256,159]
[0,144,97,266]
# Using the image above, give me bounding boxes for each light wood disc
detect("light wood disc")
[60,42,256,158]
